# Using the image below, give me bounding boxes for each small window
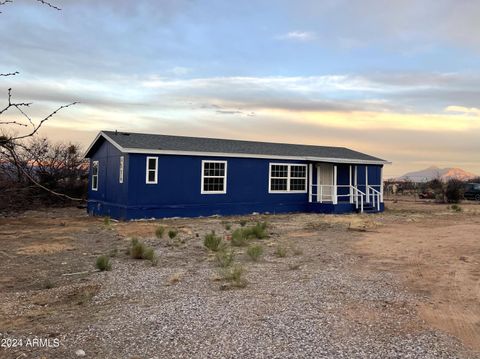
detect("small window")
[119,156,124,184]
[146,156,158,184]
[201,160,227,194]
[269,163,307,193]
[92,161,99,191]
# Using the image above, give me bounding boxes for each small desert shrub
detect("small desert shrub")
[239,219,247,227]
[96,255,112,271]
[143,247,155,261]
[231,228,248,246]
[230,222,268,246]
[155,226,165,239]
[450,204,463,212]
[103,216,111,226]
[250,222,268,239]
[238,222,269,240]
[225,223,232,230]
[446,179,464,203]
[215,248,235,267]
[128,238,156,263]
[222,264,247,288]
[274,245,287,258]
[204,231,222,251]
[129,238,146,259]
[168,229,178,239]
[247,244,263,261]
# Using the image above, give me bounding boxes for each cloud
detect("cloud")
[277,31,316,42]
[168,67,192,76]
[444,106,480,116]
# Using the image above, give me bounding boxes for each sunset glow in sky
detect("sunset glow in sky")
[1,0,480,177]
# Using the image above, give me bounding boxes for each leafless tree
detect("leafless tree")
[1,0,82,202]
[0,138,88,211]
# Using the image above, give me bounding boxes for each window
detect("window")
[92,161,99,191]
[269,163,307,193]
[119,156,124,184]
[201,160,227,194]
[146,156,158,184]
[270,164,288,191]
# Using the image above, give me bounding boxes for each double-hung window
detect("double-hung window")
[269,163,307,193]
[119,156,124,184]
[146,156,158,184]
[91,161,99,191]
[201,160,227,194]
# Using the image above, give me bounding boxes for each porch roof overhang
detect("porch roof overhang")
[84,131,391,165]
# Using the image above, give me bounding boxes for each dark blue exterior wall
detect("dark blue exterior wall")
[87,141,384,219]
[87,139,129,219]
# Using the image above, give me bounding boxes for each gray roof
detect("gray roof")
[87,130,388,164]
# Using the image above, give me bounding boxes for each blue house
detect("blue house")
[84,131,389,220]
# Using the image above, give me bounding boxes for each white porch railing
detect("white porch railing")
[308,164,383,214]
[351,186,366,213]
[310,184,366,213]
[367,185,382,212]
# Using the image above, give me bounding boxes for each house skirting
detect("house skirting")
[87,200,384,220]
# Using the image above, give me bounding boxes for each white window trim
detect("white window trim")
[201,160,227,194]
[268,163,308,194]
[92,160,99,191]
[119,156,124,184]
[146,156,158,184]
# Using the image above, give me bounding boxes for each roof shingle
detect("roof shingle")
[93,131,387,163]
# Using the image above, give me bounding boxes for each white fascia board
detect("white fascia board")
[123,148,391,165]
[83,131,126,159]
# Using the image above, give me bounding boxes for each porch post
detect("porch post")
[380,166,384,203]
[354,165,357,187]
[349,165,353,203]
[317,165,321,203]
[333,165,338,205]
[365,166,370,203]
[308,163,313,203]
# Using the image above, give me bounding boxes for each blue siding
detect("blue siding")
[125,155,309,219]
[87,143,384,219]
[87,139,129,219]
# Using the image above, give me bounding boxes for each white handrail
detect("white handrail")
[368,185,381,211]
[309,182,382,214]
[350,185,365,213]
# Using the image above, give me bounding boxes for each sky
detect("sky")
[1,0,480,178]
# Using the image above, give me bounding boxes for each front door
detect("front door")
[317,163,333,202]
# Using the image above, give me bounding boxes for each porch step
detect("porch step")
[356,204,379,214]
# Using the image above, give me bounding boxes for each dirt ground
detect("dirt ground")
[354,199,480,352]
[0,199,479,358]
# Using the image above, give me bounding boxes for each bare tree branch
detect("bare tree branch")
[0,0,12,13]
[0,0,61,13]
[0,0,81,207]
[0,89,78,145]
[0,71,19,77]
[35,0,60,11]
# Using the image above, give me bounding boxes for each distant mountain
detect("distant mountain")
[397,166,478,182]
